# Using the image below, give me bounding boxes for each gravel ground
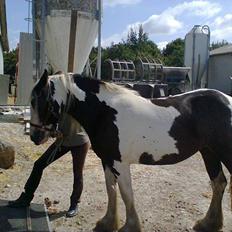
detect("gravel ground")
[1,122,232,232]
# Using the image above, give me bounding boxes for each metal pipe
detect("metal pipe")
[191,26,197,90]
[40,0,46,76]
[32,0,37,80]
[97,0,102,80]
[203,25,210,88]
[25,0,32,33]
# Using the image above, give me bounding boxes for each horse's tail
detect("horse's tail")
[230,175,232,211]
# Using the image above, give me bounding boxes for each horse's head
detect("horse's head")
[30,70,61,145]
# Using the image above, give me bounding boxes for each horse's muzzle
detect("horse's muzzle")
[30,130,48,145]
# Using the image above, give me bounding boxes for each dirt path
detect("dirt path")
[1,122,232,232]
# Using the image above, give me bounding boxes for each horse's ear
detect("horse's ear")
[38,69,49,87]
[34,70,49,94]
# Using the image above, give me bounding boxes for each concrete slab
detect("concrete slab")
[0,199,52,232]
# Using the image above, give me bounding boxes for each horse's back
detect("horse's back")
[147,89,232,165]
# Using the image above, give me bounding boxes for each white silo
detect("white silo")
[184,25,210,90]
[33,0,99,75]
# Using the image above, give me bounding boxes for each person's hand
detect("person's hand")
[51,130,63,138]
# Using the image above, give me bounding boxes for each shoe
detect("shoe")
[8,192,33,208]
[66,205,78,217]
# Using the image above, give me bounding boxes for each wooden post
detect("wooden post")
[68,10,78,73]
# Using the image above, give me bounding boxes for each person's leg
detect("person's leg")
[9,142,70,207]
[66,142,89,217]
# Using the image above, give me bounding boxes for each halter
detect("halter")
[30,82,57,135]
[29,122,55,132]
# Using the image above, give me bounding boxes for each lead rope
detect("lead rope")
[46,74,73,165]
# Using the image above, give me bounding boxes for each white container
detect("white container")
[184,25,210,89]
[44,10,98,74]
[34,0,99,74]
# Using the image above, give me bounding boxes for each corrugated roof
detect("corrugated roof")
[210,45,232,56]
[0,0,9,51]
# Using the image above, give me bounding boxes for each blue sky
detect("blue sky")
[6,0,232,50]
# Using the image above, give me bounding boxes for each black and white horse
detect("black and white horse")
[30,70,232,232]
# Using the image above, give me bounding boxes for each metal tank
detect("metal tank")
[184,25,210,90]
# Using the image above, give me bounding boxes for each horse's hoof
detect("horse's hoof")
[93,228,116,232]
[118,226,142,232]
[193,219,222,232]
[93,222,116,232]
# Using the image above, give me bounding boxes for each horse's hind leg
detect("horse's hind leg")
[94,165,119,232]
[193,147,227,232]
[219,150,232,210]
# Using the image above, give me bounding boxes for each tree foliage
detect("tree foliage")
[101,25,161,61]
[3,49,17,77]
[89,25,187,76]
[210,40,230,51]
[162,38,185,67]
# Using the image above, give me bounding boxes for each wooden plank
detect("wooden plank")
[68,10,78,73]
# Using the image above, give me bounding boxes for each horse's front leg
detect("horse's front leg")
[94,165,119,232]
[115,162,141,232]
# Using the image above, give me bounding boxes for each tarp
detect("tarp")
[44,10,98,73]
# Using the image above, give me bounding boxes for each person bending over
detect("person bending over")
[9,114,90,217]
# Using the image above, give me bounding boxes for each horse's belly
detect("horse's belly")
[117,118,179,164]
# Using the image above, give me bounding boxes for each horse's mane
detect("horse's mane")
[101,81,139,96]
[49,73,139,97]
[48,73,70,90]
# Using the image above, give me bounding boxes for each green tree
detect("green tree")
[3,49,17,77]
[163,38,184,67]
[127,27,138,46]
[210,40,230,50]
[88,25,162,79]
[138,24,148,43]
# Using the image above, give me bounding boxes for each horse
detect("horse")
[30,69,232,232]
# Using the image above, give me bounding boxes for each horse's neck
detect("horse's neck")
[68,91,116,136]
[68,93,93,122]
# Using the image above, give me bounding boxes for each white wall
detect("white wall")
[16,33,35,105]
[0,75,9,104]
[0,42,4,74]
[208,54,232,94]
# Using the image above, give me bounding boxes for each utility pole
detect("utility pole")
[97,0,102,80]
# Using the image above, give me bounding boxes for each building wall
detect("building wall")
[16,33,34,105]
[0,42,4,74]
[208,53,232,94]
[0,74,9,104]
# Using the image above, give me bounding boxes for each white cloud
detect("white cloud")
[166,1,221,18]
[212,27,232,41]
[102,33,123,47]
[157,41,169,50]
[141,1,221,36]
[8,29,20,49]
[143,14,182,35]
[104,0,142,7]
[211,14,232,41]
[102,1,222,47]
[214,14,232,27]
